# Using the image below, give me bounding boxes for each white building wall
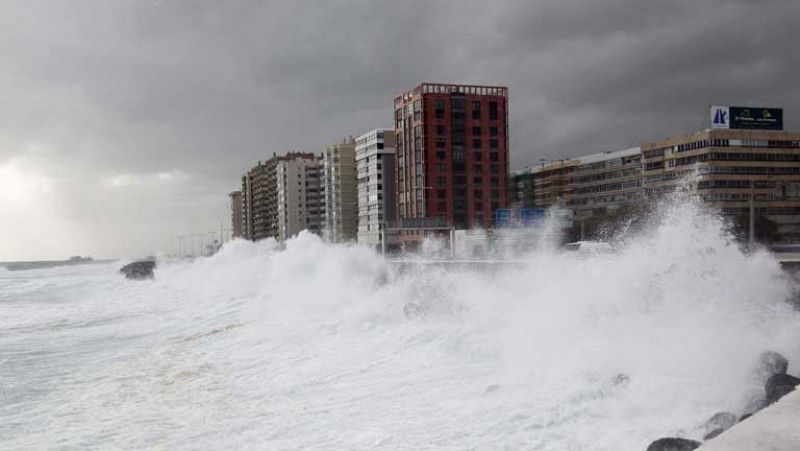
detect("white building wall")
[355,129,396,247]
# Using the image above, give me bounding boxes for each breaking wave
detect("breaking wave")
[2,198,799,450]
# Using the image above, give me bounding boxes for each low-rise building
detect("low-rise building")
[642,127,800,241]
[531,159,577,209]
[569,147,642,218]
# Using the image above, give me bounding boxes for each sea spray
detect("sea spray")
[1,199,799,450]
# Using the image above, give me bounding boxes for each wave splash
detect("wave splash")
[2,198,799,449]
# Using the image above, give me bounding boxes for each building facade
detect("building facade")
[241,152,324,242]
[509,168,536,208]
[393,83,509,235]
[276,153,324,241]
[531,159,577,209]
[322,138,358,242]
[229,190,244,238]
[241,158,279,241]
[642,128,800,241]
[568,147,642,218]
[355,129,397,247]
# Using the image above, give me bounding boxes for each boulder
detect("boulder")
[646,437,701,451]
[703,428,724,441]
[765,373,800,405]
[755,351,788,383]
[702,411,736,440]
[120,260,156,280]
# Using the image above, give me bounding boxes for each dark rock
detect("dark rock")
[646,437,701,451]
[703,428,724,441]
[755,351,788,383]
[120,260,156,280]
[741,392,768,417]
[612,373,630,386]
[765,373,800,404]
[702,411,736,439]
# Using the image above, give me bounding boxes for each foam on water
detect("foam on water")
[1,199,799,450]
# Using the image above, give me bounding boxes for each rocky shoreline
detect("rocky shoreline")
[646,350,800,451]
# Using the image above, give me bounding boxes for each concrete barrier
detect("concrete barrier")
[698,389,800,450]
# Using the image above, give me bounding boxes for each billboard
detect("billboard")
[495,209,513,228]
[496,208,569,228]
[710,105,783,130]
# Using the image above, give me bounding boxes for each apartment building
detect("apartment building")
[355,129,396,247]
[241,152,323,241]
[276,154,324,241]
[322,138,358,242]
[241,158,279,241]
[393,83,509,237]
[229,190,244,238]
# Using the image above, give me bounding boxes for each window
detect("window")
[489,152,499,162]
[473,152,482,162]
[436,125,446,136]
[490,127,498,137]
[471,101,481,119]
[490,139,499,149]
[472,139,482,149]
[489,102,498,120]
[436,138,446,148]
[435,99,445,119]
[472,126,481,136]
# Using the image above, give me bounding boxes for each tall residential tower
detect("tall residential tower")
[393,83,509,237]
[322,138,358,242]
[355,129,396,248]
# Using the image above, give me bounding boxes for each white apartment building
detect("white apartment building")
[355,129,396,248]
[276,153,324,241]
[322,138,358,242]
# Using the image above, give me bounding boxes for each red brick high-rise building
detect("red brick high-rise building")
[393,83,509,233]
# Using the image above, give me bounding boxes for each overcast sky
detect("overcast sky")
[1,0,798,260]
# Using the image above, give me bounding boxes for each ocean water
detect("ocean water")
[2,200,799,450]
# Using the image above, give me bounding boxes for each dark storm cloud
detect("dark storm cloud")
[0,0,798,259]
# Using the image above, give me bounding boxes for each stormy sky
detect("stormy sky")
[1,0,798,260]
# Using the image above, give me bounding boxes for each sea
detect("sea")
[2,199,799,450]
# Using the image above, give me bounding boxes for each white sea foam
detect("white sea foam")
[1,199,798,450]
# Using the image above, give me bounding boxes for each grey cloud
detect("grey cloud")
[0,0,798,259]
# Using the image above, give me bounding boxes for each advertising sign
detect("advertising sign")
[710,105,783,130]
[520,208,545,227]
[495,209,512,228]
[729,107,783,130]
[710,106,729,129]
